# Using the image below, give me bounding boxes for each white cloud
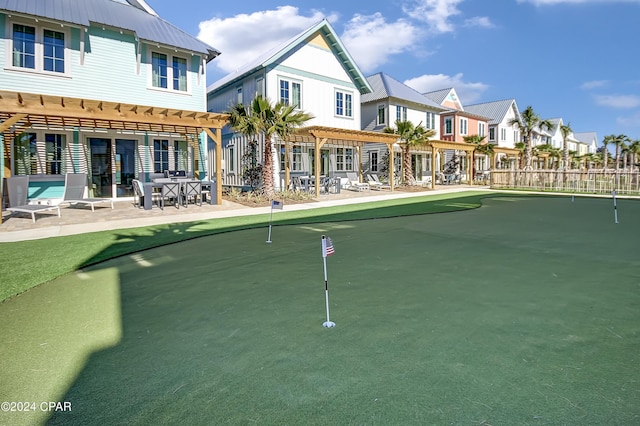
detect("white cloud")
[403,73,489,103]
[197,6,330,74]
[340,14,421,73]
[402,0,463,33]
[581,80,609,90]
[463,16,495,28]
[617,111,640,127]
[595,94,640,109]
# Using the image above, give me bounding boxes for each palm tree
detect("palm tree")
[611,134,630,171]
[508,106,552,169]
[227,96,314,197]
[628,139,640,171]
[560,122,573,170]
[601,134,615,169]
[464,134,492,173]
[383,120,435,184]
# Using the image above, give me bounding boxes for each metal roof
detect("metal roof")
[464,99,520,126]
[423,88,453,105]
[207,19,370,95]
[362,73,446,111]
[574,131,597,144]
[0,0,220,61]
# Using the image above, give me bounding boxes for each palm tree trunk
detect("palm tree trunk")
[262,137,275,196]
[403,146,414,184]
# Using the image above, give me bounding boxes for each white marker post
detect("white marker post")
[321,235,335,328]
[612,190,619,224]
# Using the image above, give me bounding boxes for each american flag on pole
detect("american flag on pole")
[272,200,283,210]
[324,236,335,257]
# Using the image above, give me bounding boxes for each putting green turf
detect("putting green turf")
[1,195,639,425]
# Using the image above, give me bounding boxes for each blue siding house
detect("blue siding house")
[0,0,226,205]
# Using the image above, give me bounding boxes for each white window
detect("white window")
[335,90,353,117]
[9,21,68,75]
[396,106,407,122]
[236,86,243,105]
[336,148,354,171]
[514,130,519,142]
[279,78,301,107]
[426,112,436,130]
[444,117,453,134]
[478,123,486,137]
[501,128,507,141]
[255,77,265,98]
[13,132,66,175]
[377,105,386,126]
[151,51,188,92]
[228,146,235,172]
[460,118,468,135]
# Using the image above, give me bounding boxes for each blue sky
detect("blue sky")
[147,0,640,147]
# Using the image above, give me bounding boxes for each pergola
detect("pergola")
[491,146,522,170]
[0,90,228,220]
[287,126,400,197]
[427,140,478,189]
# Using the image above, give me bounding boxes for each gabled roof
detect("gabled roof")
[362,73,446,111]
[464,99,520,126]
[423,88,453,105]
[0,0,220,61]
[207,19,370,95]
[574,132,598,144]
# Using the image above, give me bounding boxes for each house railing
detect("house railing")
[490,170,640,195]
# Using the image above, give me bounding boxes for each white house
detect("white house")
[207,19,398,192]
[360,72,447,181]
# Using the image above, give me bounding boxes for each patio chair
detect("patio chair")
[160,181,181,210]
[183,180,202,207]
[5,176,61,223]
[346,172,369,192]
[132,179,161,208]
[62,173,114,211]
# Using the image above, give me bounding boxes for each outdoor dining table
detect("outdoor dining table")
[143,178,210,210]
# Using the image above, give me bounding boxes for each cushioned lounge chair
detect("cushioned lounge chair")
[6,176,61,223]
[346,172,369,191]
[63,173,114,211]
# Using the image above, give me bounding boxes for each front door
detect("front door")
[115,139,136,197]
[89,138,112,198]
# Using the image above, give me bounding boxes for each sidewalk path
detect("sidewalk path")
[0,186,483,242]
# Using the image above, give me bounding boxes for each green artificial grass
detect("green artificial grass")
[1,194,639,425]
[0,191,491,302]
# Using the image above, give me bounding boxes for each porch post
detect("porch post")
[204,127,222,205]
[430,146,438,189]
[284,141,290,191]
[388,143,395,191]
[315,136,321,198]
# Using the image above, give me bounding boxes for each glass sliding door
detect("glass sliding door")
[116,139,136,197]
[89,138,112,198]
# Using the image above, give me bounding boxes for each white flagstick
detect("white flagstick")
[612,190,619,224]
[321,235,335,328]
[266,203,274,243]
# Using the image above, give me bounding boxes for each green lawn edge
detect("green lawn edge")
[0,190,512,302]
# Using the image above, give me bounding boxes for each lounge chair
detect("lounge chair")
[5,176,61,223]
[368,173,391,190]
[63,173,114,211]
[346,172,369,192]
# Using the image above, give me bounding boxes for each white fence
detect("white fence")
[490,170,640,195]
